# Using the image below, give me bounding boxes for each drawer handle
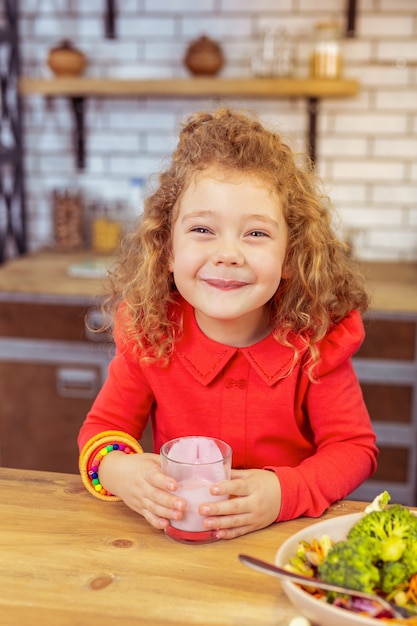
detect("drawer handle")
[85,308,110,342]
[56,367,99,399]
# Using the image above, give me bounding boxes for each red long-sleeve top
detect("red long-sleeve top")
[78,297,378,521]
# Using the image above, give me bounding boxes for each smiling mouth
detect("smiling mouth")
[202,277,249,290]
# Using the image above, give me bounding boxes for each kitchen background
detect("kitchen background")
[11,0,417,262]
[0,0,416,504]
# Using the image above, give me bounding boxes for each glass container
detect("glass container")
[252,27,294,78]
[310,21,343,79]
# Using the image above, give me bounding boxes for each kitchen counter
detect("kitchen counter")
[361,260,417,315]
[0,250,415,313]
[0,250,112,304]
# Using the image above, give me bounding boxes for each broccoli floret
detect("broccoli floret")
[318,536,382,593]
[402,546,417,579]
[347,504,417,563]
[380,560,409,594]
[319,498,417,598]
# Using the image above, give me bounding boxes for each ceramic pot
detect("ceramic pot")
[47,40,87,77]
[184,35,224,76]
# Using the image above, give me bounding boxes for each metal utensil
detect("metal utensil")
[238,554,411,619]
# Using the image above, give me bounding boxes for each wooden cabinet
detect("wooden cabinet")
[351,311,417,506]
[0,252,156,473]
[0,298,113,473]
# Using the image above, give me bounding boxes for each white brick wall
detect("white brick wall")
[17,0,417,261]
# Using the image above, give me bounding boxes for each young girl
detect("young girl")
[78,108,378,540]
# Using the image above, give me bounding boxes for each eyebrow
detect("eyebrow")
[180,210,213,223]
[181,210,280,227]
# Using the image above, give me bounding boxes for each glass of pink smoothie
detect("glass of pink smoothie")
[160,436,232,544]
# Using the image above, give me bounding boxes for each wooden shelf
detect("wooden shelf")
[19,76,359,98]
[18,76,360,169]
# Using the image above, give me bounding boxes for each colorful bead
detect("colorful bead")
[87,441,135,497]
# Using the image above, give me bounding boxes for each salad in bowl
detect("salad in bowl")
[274,492,417,626]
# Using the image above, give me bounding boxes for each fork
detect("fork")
[238,554,413,619]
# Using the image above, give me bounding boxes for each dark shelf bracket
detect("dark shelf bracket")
[346,0,357,37]
[307,97,318,164]
[105,0,116,39]
[69,97,85,170]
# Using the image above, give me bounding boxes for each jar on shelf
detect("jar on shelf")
[184,35,224,76]
[252,27,294,78]
[310,21,343,79]
[47,39,87,77]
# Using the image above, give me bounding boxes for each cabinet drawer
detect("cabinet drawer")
[361,383,412,424]
[0,301,109,343]
[0,361,101,473]
[357,317,416,361]
[368,446,409,484]
[0,336,112,473]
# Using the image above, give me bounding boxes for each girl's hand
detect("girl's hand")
[98,451,186,530]
[199,468,282,539]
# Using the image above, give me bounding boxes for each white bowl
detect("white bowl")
[275,512,384,626]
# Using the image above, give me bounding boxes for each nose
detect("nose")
[213,237,244,266]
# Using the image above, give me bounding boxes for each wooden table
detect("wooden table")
[0,467,368,626]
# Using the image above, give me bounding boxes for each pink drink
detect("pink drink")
[160,436,232,544]
[171,478,228,532]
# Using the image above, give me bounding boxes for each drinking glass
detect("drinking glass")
[160,436,232,544]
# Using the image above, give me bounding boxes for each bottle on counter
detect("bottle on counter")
[124,177,146,233]
[53,188,85,252]
[86,179,147,255]
[90,200,122,255]
[310,21,343,79]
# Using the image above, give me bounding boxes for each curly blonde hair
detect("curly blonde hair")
[104,107,368,378]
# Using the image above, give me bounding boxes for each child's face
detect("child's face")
[169,168,288,346]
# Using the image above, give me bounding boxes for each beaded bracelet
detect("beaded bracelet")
[89,443,133,497]
[79,430,143,501]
